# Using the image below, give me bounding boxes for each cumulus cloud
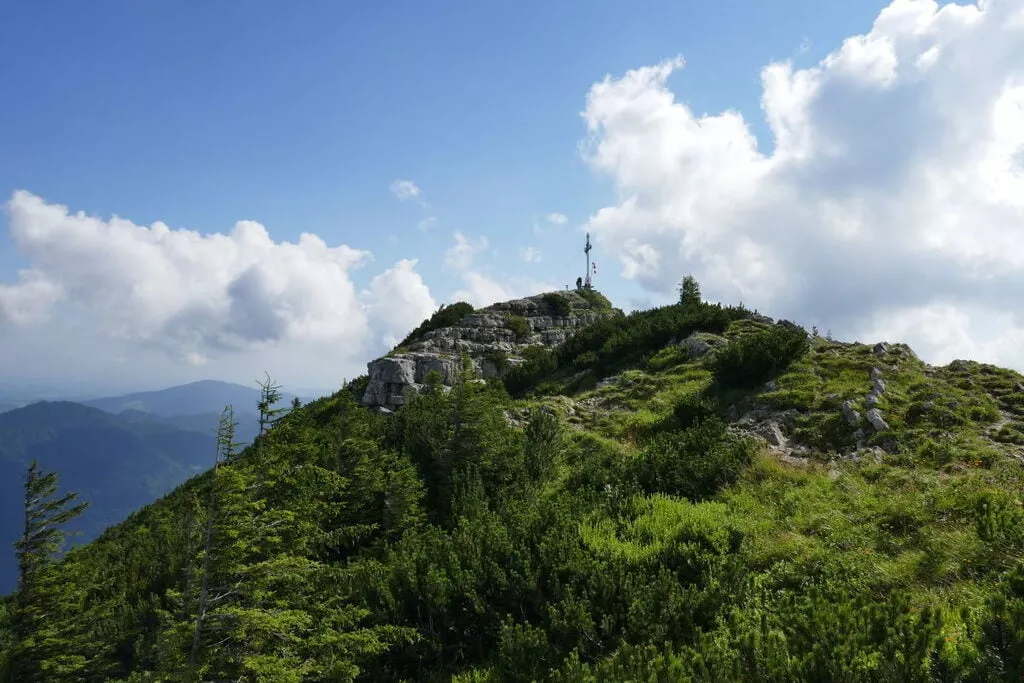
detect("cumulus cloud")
[444,232,489,270]
[519,246,542,263]
[389,179,421,201]
[361,258,437,348]
[440,232,554,307]
[452,272,560,308]
[0,191,437,388]
[581,0,1024,370]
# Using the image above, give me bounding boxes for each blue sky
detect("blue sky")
[1,0,890,292]
[3,0,1024,393]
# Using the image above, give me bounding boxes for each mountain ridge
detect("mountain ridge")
[3,288,1023,680]
[82,379,303,417]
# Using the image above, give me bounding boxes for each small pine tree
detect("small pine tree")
[8,461,89,682]
[678,275,702,307]
[256,372,285,438]
[189,406,240,673]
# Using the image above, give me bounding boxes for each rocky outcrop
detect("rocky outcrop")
[361,291,618,409]
[676,332,728,359]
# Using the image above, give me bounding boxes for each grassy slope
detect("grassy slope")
[522,316,1024,663]
[7,301,1023,679]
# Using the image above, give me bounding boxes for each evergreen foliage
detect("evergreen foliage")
[504,314,533,342]
[678,274,702,307]
[541,292,572,317]
[6,461,96,682]
[2,292,1024,681]
[575,288,614,312]
[712,320,810,390]
[505,298,748,395]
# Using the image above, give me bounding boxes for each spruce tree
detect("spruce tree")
[7,461,88,682]
[256,372,285,439]
[189,405,240,672]
[678,275,702,307]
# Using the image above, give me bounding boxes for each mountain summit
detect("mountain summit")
[361,289,619,409]
[4,289,1024,680]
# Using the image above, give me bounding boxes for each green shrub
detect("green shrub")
[502,300,750,396]
[558,302,748,378]
[504,347,557,395]
[484,350,509,374]
[647,345,688,372]
[712,321,809,390]
[505,314,532,342]
[542,292,573,317]
[672,394,717,429]
[574,350,599,372]
[577,288,614,311]
[631,419,754,500]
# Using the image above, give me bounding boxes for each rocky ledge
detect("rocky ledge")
[361,291,618,410]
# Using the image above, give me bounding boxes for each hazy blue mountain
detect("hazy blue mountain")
[0,401,217,593]
[116,408,262,447]
[82,379,301,417]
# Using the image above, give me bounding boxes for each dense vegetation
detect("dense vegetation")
[2,291,1023,681]
[503,300,749,395]
[541,292,572,317]
[0,402,220,592]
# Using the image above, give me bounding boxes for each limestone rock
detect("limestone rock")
[842,400,861,426]
[866,408,890,431]
[760,422,787,449]
[870,367,883,381]
[873,342,889,356]
[362,291,618,409]
[677,332,727,359]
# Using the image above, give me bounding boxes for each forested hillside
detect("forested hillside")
[0,402,217,593]
[2,290,1023,681]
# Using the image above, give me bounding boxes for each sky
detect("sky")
[2,0,1023,396]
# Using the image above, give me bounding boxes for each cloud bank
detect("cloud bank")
[0,191,436,389]
[581,0,1024,369]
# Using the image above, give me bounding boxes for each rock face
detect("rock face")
[361,291,618,409]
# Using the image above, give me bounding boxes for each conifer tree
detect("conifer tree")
[678,275,702,307]
[6,461,88,682]
[190,405,239,672]
[256,372,285,439]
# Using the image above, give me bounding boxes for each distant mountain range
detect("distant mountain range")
[81,379,303,416]
[0,380,326,593]
[0,401,216,592]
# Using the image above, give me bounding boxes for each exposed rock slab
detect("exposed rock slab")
[362,291,618,409]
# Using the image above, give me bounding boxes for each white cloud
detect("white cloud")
[443,232,489,270]
[361,258,437,348]
[389,179,421,201]
[0,268,62,324]
[452,272,560,308]
[533,212,570,235]
[441,233,554,307]
[519,246,542,263]
[417,216,438,231]
[0,191,437,389]
[581,0,1024,370]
